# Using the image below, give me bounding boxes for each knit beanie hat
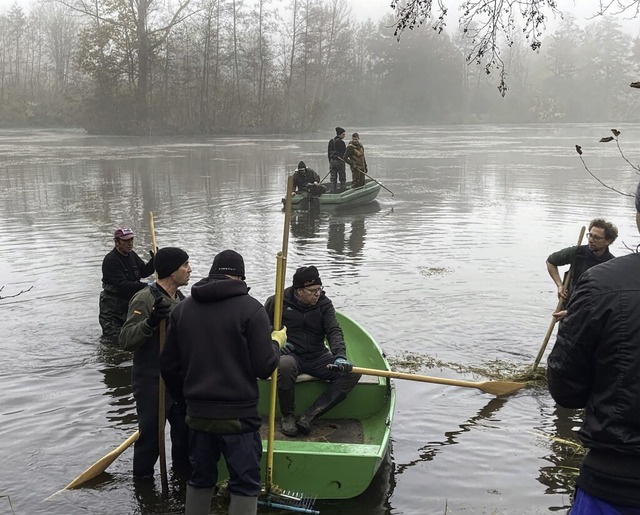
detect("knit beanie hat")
[297,161,306,170]
[292,266,322,289]
[352,132,360,139]
[209,249,245,280]
[335,127,345,136]
[155,247,189,279]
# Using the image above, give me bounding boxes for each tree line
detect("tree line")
[1,0,639,135]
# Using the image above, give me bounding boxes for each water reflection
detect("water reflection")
[396,397,508,475]
[95,344,136,427]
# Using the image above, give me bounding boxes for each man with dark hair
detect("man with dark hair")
[547,184,640,514]
[292,161,326,196]
[264,266,361,438]
[160,249,284,515]
[99,227,155,342]
[327,127,347,191]
[343,132,368,188]
[119,247,192,479]
[546,218,617,319]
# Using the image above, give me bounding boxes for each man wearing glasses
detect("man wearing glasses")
[99,227,155,343]
[546,218,618,319]
[264,266,361,437]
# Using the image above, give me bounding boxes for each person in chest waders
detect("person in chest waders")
[343,132,368,189]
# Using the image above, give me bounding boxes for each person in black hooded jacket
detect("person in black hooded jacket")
[160,249,284,515]
[264,265,361,438]
[547,180,640,513]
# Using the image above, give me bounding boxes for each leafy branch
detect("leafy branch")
[0,285,34,301]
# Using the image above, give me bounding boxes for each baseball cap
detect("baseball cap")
[114,227,135,240]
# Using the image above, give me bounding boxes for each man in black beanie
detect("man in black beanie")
[160,249,284,515]
[327,127,347,192]
[264,265,361,438]
[119,246,191,480]
[547,180,640,514]
[292,160,326,197]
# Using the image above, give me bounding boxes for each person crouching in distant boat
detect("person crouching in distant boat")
[292,161,326,196]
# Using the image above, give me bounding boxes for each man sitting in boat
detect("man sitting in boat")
[292,161,326,196]
[264,266,361,437]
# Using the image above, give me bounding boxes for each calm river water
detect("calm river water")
[1,124,639,515]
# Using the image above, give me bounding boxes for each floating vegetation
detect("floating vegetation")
[388,353,548,388]
[418,266,453,277]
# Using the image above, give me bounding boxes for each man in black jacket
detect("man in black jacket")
[160,250,284,515]
[547,182,640,513]
[327,127,347,191]
[264,266,361,438]
[99,227,155,342]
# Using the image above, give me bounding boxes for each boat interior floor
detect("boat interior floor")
[260,417,364,444]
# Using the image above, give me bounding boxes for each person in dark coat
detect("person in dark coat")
[327,127,347,191]
[546,218,617,319]
[160,250,284,515]
[547,180,640,514]
[264,266,361,438]
[292,161,326,196]
[119,247,192,479]
[99,227,155,343]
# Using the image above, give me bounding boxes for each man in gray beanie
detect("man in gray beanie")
[119,246,192,480]
[547,182,640,513]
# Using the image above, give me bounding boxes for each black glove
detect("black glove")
[148,296,171,327]
[333,357,353,373]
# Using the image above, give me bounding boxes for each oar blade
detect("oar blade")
[478,380,526,396]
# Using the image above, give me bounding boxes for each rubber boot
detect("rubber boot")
[330,181,337,193]
[229,494,258,515]
[296,389,346,436]
[278,388,298,437]
[185,485,214,515]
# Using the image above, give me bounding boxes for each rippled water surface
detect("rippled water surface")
[2,125,639,515]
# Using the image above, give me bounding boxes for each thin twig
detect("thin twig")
[0,285,34,301]
[577,155,634,197]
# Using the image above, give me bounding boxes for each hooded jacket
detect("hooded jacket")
[548,253,640,505]
[160,275,280,420]
[264,287,346,361]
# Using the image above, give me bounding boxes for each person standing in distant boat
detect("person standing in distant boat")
[292,161,326,196]
[343,132,368,189]
[99,227,155,343]
[327,127,347,192]
[119,247,192,480]
[546,218,617,320]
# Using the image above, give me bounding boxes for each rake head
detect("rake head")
[259,489,319,514]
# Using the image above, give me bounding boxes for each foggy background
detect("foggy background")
[1,0,639,134]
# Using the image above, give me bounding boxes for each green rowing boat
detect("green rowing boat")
[285,179,381,211]
[218,311,395,500]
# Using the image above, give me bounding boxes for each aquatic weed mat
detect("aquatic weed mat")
[388,352,547,388]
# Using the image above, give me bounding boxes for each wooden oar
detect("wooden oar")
[149,211,169,496]
[351,367,525,396]
[45,431,140,499]
[265,175,294,493]
[531,225,586,372]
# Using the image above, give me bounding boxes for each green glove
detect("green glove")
[271,326,287,348]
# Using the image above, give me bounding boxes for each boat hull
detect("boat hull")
[286,179,381,211]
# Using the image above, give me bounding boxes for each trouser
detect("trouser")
[351,166,366,187]
[99,291,129,343]
[329,159,346,186]
[132,376,190,477]
[188,429,262,497]
[570,487,640,514]
[277,351,361,413]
